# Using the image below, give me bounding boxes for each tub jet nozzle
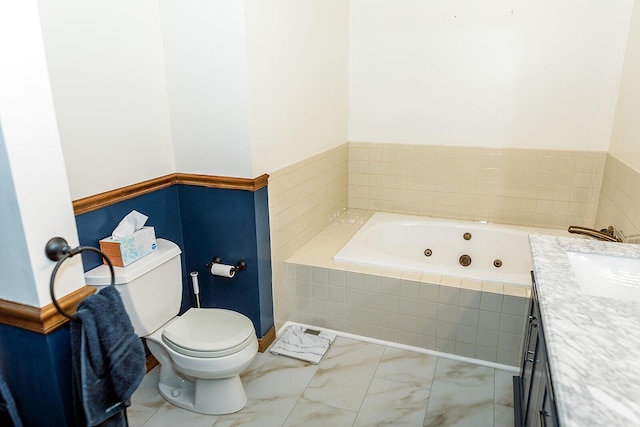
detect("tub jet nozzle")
[459,254,472,267]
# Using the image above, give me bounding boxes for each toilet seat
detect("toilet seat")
[162,308,256,358]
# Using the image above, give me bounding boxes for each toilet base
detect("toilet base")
[145,313,258,415]
[158,373,248,415]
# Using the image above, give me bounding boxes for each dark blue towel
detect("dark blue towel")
[70,286,146,427]
[0,364,22,427]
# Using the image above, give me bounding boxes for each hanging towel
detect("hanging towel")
[0,364,22,427]
[70,286,146,427]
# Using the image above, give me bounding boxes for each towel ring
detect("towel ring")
[45,237,115,321]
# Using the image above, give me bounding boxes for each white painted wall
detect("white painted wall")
[37,0,176,200]
[610,0,640,171]
[158,0,253,178]
[244,0,350,175]
[349,0,634,150]
[37,0,350,194]
[0,1,85,307]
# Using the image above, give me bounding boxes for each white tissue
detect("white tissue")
[111,210,148,240]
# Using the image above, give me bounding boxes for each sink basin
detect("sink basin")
[567,251,640,302]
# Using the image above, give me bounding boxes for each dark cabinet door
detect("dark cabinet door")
[514,272,559,427]
[524,304,544,426]
[538,363,559,427]
[521,296,539,410]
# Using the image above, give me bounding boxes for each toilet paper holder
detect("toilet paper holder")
[205,257,247,274]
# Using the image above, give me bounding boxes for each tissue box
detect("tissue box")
[99,226,157,267]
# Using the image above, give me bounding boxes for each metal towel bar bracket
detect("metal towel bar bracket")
[45,237,115,321]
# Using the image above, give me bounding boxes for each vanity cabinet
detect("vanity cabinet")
[514,273,559,427]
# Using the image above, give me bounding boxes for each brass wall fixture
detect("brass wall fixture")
[494,259,503,268]
[424,249,433,257]
[459,254,472,266]
[567,225,622,242]
[463,232,472,240]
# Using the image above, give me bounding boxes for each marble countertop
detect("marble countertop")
[529,235,640,427]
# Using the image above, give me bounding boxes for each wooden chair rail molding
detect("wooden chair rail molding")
[0,173,269,333]
[0,286,96,334]
[73,173,269,215]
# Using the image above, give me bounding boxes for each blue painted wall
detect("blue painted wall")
[254,187,274,336]
[177,185,273,336]
[74,186,191,312]
[0,181,273,426]
[74,183,273,334]
[0,324,74,426]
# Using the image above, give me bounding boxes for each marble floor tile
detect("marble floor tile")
[139,401,217,427]
[211,353,320,427]
[302,337,385,411]
[240,349,271,383]
[212,396,299,427]
[494,369,515,408]
[374,347,438,388]
[130,366,165,409]
[132,331,517,427]
[353,377,429,426]
[127,402,161,427]
[422,358,496,427]
[244,353,319,400]
[495,404,516,427]
[283,398,357,427]
[423,403,494,427]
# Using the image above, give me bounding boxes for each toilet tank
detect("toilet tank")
[84,238,183,336]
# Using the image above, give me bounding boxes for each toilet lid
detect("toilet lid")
[162,308,255,357]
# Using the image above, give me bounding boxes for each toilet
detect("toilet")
[84,238,258,415]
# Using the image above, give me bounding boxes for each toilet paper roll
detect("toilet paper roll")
[210,263,236,278]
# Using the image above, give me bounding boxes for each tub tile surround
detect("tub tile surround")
[348,142,606,230]
[268,143,349,330]
[596,153,640,242]
[268,142,640,368]
[129,335,516,426]
[285,209,529,366]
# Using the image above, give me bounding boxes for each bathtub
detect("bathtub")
[333,212,569,287]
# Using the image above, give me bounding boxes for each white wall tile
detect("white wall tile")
[380,277,400,295]
[477,328,500,349]
[457,307,479,327]
[345,272,364,290]
[478,311,501,331]
[381,295,399,313]
[480,292,503,312]
[328,287,345,303]
[328,269,346,287]
[475,347,498,363]
[500,314,525,335]
[399,280,420,298]
[502,295,528,316]
[348,143,606,229]
[456,325,477,345]
[363,274,382,292]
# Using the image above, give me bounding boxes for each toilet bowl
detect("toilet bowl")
[146,308,258,415]
[84,238,259,415]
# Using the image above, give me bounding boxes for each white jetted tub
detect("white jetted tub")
[334,212,570,287]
